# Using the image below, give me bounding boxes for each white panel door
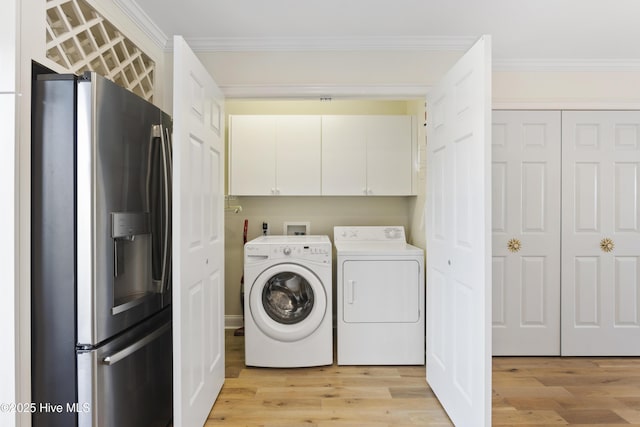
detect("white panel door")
[173,36,225,426]
[321,116,367,195]
[276,115,321,195]
[367,115,413,195]
[562,111,640,355]
[425,36,492,426]
[492,111,561,355]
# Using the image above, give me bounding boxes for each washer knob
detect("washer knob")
[283,247,292,256]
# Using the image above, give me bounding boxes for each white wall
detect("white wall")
[0,0,17,93]
[0,93,18,427]
[494,70,640,108]
[0,0,18,425]
[197,50,461,94]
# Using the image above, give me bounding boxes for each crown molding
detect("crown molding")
[494,58,640,72]
[113,0,170,50]
[219,84,430,100]
[112,1,640,73]
[493,99,640,110]
[174,35,477,52]
[112,1,475,53]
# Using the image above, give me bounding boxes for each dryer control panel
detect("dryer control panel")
[334,226,406,243]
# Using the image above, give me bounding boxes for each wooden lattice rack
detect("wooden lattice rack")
[46,0,155,101]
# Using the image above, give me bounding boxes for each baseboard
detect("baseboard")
[225,315,244,330]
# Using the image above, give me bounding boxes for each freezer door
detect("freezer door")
[77,72,170,345]
[77,308,173,427]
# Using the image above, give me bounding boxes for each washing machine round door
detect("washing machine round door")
[249,263,327,342]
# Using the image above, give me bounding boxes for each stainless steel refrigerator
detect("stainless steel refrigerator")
[32,72,173,427]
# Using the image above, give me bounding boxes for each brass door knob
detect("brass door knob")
[507,238,522,253]
[600,238,614,253]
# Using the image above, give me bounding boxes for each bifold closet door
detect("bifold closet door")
[562,111,640,356]
[492,111,561,355]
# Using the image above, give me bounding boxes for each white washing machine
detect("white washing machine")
[334,226,425,365]
[244,235,332,367]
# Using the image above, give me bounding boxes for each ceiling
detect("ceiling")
[114,0,640,99]
[123,0,639,67]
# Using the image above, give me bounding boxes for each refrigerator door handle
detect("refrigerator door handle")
[150,124,170,294]
[160,124,171,294]
[102,322,171,366]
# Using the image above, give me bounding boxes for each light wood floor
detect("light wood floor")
[206,330,640,426]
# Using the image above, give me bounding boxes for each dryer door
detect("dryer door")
[342,259,421,323]
[249,263,327,342]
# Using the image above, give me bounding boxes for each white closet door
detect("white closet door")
[492,111,561,355]
[173,36,226,426]
[562,111,640,356]
[425,35,492,426]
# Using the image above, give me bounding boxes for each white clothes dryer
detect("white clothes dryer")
[243,235,332,367]
[334,226,425,365]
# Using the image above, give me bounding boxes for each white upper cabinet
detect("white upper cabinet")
[366,116,413,195]
[321,116,367,195]
[229,115,321,195]
[229,114,416,196]
[276,116,322,195]
[229,115,277,195]
[322,115,414,196]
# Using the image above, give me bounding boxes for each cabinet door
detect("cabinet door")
[229,115,276,195]
[366,116,413,195]
[491,111,561,356]
[321,116,367,195]
[276,116,321,195]
[562,111,640,356]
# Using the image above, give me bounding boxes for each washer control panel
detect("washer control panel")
[245,236,331,263]
[277,244,330,257]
